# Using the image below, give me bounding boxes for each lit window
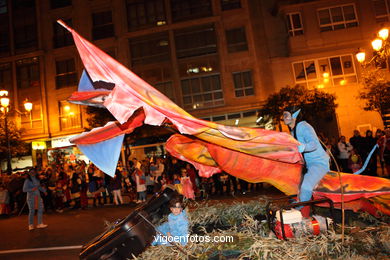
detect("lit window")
[59,101,81,130]
[233,71,254,97]
[317,4,358,32]
[292,54,357,88]
[181,74,224,110]
[286,13,304,36]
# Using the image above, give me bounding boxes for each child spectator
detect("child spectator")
[349,149,362,173]
[54,182,64,213]
[180,168,195,200]
[132,158,146,203]
[172,173,182,195]
[152,197,189,246]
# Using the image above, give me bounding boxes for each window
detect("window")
[53,19,73,48]
[55,59,77,89]
[126,0,166,31]
[292,54,357,88]
[155,81,176,102]
[372,0,390,22]
[175,24,217,59]
[50,0,71,9]
[181,74,224,110]
[16,57,40,89]
[225,27,248,53]
[59,101,81,130]
[92,11,114,40]
[233,71,254,97]
[129,33,170,66]
[318,4,358,32]
[0,63,11,93]
[221,0,241,11]
[171,0,212,22]
[0,0,7,14]
[286,13,304,36]
[21,97,43,130]
[0,13,9,54]
[12,0,37,50]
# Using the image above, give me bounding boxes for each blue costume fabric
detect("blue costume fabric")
[293,121,330,203]
[23,176,46,225]
[152,210,189,246]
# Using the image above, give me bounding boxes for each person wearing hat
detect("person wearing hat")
[23,168,48,230]
[282,106,330,218]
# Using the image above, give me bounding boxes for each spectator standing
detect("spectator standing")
[363,130,378,176]
[23,168,48,231]
[349,130,365,159]
[132,158,147,203]
[378,128,390,177]
[111,169,123,205]
[337,136,353,172]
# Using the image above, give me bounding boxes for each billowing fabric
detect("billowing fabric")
[59,21,390,216]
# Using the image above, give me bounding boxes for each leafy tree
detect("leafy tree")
[359,68,390,121]
[260,85,338,131]
[85,106,115,129]
[0,117,30,164]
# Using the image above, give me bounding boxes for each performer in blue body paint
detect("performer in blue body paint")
[283,106,330,218]
[152,196,189,246]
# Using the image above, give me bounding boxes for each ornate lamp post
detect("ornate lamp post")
[355,27,390,128]
[0,90,33,174]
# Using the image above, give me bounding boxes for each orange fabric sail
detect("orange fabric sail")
[60,21,390,216]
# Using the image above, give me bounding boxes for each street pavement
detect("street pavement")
[0,189,279,260]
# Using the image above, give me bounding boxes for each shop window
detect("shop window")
[53,19,73,48]
[233,71,254,97]
[221,0,241,11]
[59,101,82,130]
[92,10,114,40]
[286,13,304,36]
[126,0,166,31]
[16,57,40,89]
[55,58,77,89]
[175,24,217,59]
[317,4,358,32]
[225,27,248,53]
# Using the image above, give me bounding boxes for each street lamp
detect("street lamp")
[0,90,33,175]
[355,27,390,66]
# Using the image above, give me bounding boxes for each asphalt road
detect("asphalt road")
[0,190,277,260]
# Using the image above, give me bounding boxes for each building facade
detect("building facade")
[0,0,387,168]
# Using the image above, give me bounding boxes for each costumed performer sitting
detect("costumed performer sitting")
[283,106,330,218]
[152,196,189,246]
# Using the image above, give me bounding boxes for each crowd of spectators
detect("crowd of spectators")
[1,127,389,219]
[0,155,260,218]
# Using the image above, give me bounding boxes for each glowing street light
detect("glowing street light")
[0,90,33,174]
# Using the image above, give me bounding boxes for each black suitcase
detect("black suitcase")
[79,188,177,260]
